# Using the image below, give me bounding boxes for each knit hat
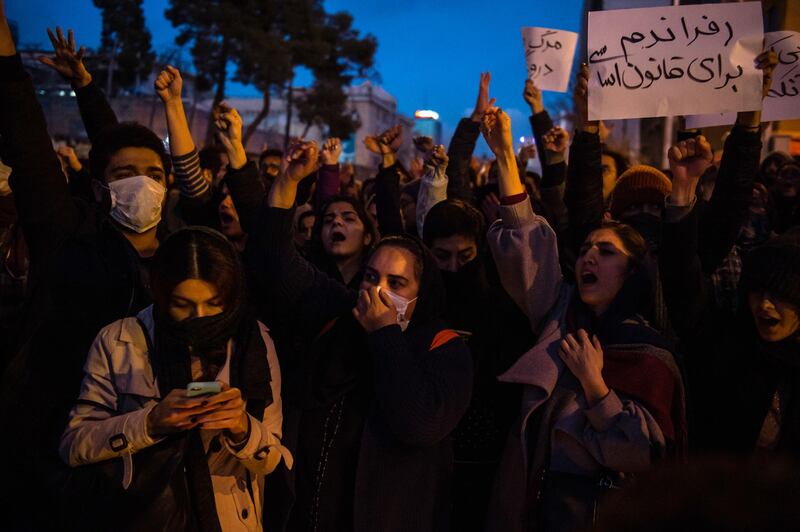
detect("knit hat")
[740,228,800,309]
[609,165,672,220]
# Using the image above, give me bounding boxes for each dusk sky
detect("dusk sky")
[7,0,584,149]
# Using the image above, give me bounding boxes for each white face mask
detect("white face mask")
[105,175,166,233]
[377,286,418,331]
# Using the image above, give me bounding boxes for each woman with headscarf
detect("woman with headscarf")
[249,140,472,532]
[59,227,289,531]
[480,108,685,532]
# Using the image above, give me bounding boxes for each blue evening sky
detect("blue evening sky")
[7,0,583,147]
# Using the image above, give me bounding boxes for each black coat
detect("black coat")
[250,206,473,532]
[0,55,151,529]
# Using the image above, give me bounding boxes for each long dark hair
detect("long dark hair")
[150,226,243,316]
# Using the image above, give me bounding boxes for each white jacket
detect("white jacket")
[59,306,293,532]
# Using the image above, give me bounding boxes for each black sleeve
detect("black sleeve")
[0,54,81,271]
[562,130,604,273]
[368,325,473,446]
[245,205,356,336]
[375,163,404,236]
[529,111,567,235]
[445,118,481,204]
[74,80,118,143]
[697,125,761,274]
[659,205,713,338]
[224,161,265,235]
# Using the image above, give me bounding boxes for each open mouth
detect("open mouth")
[757,315,781,328]
[580,271,598,285]
[331,231,346,243]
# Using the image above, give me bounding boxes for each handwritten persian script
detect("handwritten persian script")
[588,2,763,121]
[521,27,578,93]
[685,31,800,128]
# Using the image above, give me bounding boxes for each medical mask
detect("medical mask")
[378,286,417,331]
[105,175,166,233]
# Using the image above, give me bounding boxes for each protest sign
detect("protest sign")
[685,30,800,128]
[588,2,763,120]
[521,27,578,93]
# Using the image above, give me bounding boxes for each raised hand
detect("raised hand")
[559,329,609,405]
[480,107,513,157]
[425,144,449,170]
[154,65,183,104]
[518,143,537,167]
[413,135,435,154]
[364,125,404,155]
[471,71,496,122]
[573,63,590,129]
[320,137,342,165]
[543,126,569,155]
[56,145,82,172]
[352,286,397,333]
[38,27,91,88]
[523,79,543,115]
[282,139,319,183]
[756,47,779,99]
[214,102,247,170]
[668,135,713,206]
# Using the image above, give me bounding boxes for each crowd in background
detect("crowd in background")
[1,3,799,531]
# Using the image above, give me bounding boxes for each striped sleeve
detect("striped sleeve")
[172,149,209,199]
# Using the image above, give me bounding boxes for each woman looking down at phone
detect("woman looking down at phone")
[59,227,290,531]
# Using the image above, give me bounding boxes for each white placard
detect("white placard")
[685,31,800,128]
[588,2,764,120]
[521,27,578,93]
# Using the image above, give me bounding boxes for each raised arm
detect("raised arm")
[697,49,776,273]
[415,144,449,239]
[0,11,80,263]
[155,66,210,202]
[659,136,715,336]
[39,27,116,143]
[446,72,495,203]
[482,107,563,332]
[366,125,405,235]
[315,137,342,209]
[562,65,603,273]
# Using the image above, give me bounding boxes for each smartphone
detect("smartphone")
[186,381,222,398]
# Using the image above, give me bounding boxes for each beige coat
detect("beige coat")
[59,306,293,532]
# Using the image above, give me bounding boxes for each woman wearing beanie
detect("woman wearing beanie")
[661,136,800,457]
[481,107,685,532]
[59,227,289,531]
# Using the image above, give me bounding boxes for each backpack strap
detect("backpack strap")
[429,329,460,351]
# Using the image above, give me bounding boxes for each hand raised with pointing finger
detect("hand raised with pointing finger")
[38,27,91,88]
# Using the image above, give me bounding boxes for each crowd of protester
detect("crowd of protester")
[0,3,799,531]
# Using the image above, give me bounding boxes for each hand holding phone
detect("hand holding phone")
[186,381,222,397]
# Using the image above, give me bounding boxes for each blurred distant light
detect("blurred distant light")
[519,136,526,143]
[58,90,65,97]
[69,90,76,97]
[414,110,439,120]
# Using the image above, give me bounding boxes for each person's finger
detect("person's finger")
[67,29,76,52]
[56,27,66,47]
[38,56,57,68]
[46,28,59,50]
[377,288,395,310]
[592,335,602,353]
[196,407,244,424]
[166,64,180,77]
[76,46,86,62]
[577,328,591,347]
[565,333,580,350]
[203,387,241,407]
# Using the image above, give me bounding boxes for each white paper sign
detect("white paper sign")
[685,31,800,128]
[521,27,578,93]
[588,2,764,120]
